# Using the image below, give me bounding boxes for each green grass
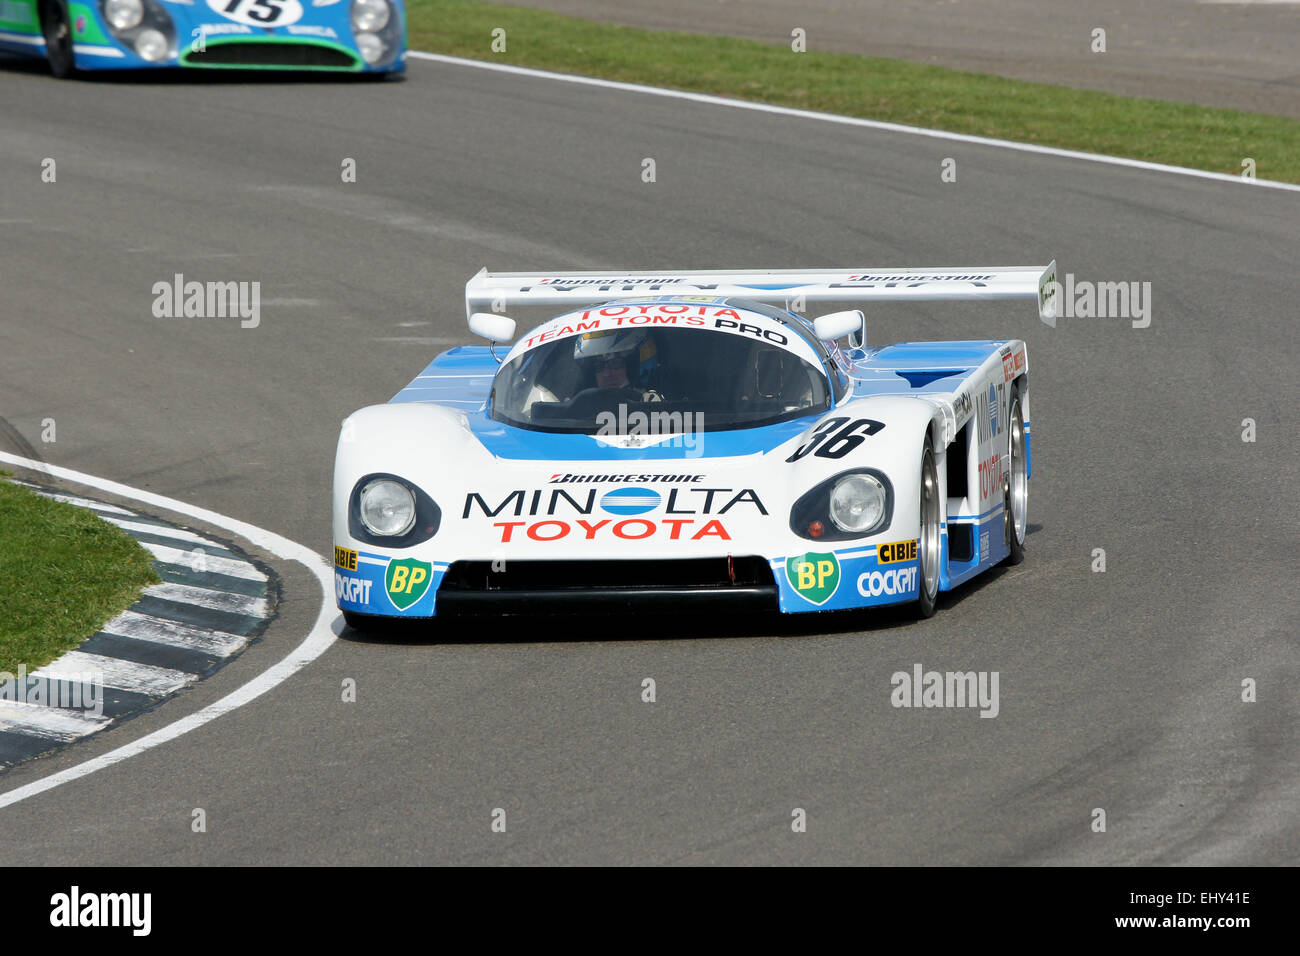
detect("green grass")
[0,477,158,675]
[406,0,1300,184]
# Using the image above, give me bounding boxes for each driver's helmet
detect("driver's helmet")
[573,327,658,386]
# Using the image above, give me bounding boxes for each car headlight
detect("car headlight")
[104,0,143,30]
[829,474,886,533]
[359,478,416,536]
[351,0,389,32]
[355,32,385,64]
[134,27,168,61]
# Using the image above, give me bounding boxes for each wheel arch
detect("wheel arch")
[1010,372,1029,478]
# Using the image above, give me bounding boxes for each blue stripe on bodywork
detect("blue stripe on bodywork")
[464,411,807,460]
[943,509,1008,588]
[388,339,1014,461]
[392,345,809,458]
[776,547,921,612]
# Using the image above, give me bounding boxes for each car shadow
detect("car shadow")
[0,53,402,84]
[339,605,916,646]
[339,556,1038,647]
[343,517,1049,646]
[0,54,53,78]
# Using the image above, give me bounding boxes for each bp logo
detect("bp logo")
[785,552,840,605]
[385,558,432,611]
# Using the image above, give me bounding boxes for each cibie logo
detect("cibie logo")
[786,552,840,605]
[877,539,917,564]
[599,487,660,516]
[385,558,432,610]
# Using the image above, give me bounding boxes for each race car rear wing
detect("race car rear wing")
[465,263,1059,323]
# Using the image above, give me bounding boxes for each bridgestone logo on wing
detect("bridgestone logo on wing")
[842,274,995,282]
[528,278,691,288]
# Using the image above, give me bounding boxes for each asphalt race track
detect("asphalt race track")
[0,54,1296,864]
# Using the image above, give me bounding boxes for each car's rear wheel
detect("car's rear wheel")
[1004,385,1027,565]
[39,0,75,79]
[915,437,941,618]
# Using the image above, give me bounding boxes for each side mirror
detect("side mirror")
[812,310,865,346]
[468,312,516,344]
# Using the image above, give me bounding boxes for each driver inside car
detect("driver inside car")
[574,329,664,401]
[592,355,631,389]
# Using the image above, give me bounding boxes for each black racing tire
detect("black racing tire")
[39,0,75,79]
[914,437,941,619]
[1003,384,1028,566]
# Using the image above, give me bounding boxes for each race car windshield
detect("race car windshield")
[489,326,832,433]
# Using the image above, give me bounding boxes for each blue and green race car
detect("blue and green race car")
[0,0,405,77]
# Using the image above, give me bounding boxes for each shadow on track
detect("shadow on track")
[0,53,401,85]
[340,529,1043,647]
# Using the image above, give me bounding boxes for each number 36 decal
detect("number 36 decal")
[207,0,304,27]
[786,417,885,462]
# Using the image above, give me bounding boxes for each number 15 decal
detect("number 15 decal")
[207,0,303,27]
[786,417,885,462]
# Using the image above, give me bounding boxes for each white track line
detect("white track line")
[143,581,270,618]
[102,610,248,658]
[138,541,267,582]
[99,514,224,549]
[0,703,111,743]
[32,651,195,697]
[13,484,136,516]
[0,452,336,812]
[407,51,1300,195]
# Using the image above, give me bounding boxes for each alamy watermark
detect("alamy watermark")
[891,663,999,718]
[49,886,150,936]
[595,403,705,457]
[1041,272,1151,329]
[151,273,260,328]
[0,665,105,717]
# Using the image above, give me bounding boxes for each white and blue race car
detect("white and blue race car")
[333,265,1058,629]
[0,0,404,76]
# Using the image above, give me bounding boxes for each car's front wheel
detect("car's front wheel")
[915,437,941,618]
[39,0,75,79]
[1003,384,1028,565]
